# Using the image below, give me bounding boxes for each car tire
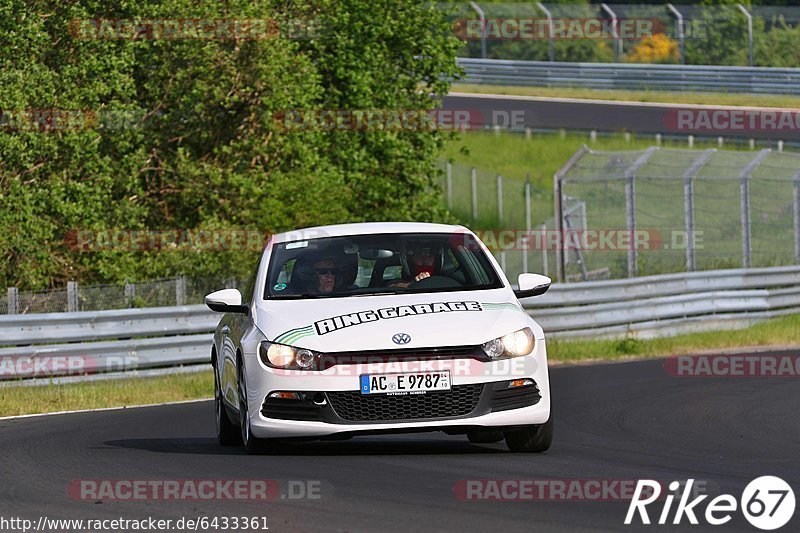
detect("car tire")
[215,369,241,446]
[504,415,553,453]
[238,362,269,455]
[466,430,504,444]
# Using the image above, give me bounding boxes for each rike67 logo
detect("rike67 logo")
[626,477,795,530]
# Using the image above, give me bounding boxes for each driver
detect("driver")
[389,239,444,288]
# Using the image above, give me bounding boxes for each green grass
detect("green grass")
[549,313,800,363]
[0,370,213,418]
[453,83,800,109]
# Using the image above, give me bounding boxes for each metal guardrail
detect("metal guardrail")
[1,266,798,382]
[457,58,800,95]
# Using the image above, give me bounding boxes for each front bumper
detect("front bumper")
[243,340,551,439]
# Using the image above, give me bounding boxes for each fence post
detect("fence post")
[176,275,186,306]
[446,161,453,209]
[622,147,658,278]
[7,287,18,315]
[535,2,555,62]
[794,172,800,264]
[523,175,531,274]
[740,149,771,268]
[554,145,590,282]
[737,3,754,67]
[683,149,715,272]
[496,174,503,225]
[67,281,78,312]
[667,3,685,65]
[471,167,478,221]
[625,176,637,277]
[468,1,487,59]
[124,282,135,307]
[541,224,548,277]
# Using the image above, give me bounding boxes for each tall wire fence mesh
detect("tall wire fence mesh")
[557,146,800,280]
[1,277,245,315]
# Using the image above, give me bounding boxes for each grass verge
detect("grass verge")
[548,314,800,363]
[452,83,800,109]
[0,370,213,418]
[3,316,800,418]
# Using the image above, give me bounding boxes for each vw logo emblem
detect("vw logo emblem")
[392,333,411,345]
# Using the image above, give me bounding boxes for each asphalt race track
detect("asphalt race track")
[1,356,798,532]
[442,93,800,142]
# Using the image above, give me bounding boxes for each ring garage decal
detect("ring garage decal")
[315,301,482,335]
[273,300,522,342]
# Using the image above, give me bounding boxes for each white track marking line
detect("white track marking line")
[0,398,212,421]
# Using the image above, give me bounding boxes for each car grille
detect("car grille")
[326,384,484,422]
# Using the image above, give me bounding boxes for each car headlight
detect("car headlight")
[259,341,321,370]
[481,328,535,359]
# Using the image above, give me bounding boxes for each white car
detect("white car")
[205,222,553,454]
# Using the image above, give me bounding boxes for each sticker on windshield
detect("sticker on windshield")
[273,283,287,291]
[286,241,309,249]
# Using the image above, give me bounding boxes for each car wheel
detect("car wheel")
[238,361,268,455]
[466,430,504,444]
[504,415,553,453]
[215,368,241,446]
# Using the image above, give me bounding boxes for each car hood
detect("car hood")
[252,289,539,352]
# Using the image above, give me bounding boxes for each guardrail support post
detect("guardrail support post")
[536,2,555,62]
[471,167,478,221]
[176,275,186,306]
[67,281,78,312]
[446,161,453,209]
[524,174,531,274]
[667,4,685,65]
[468,1,487,59]
[737,4,754,67]
[7,287,18,315]
[794,172,800,264]
[497,174,504,225]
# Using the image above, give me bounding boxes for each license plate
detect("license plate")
[360,371,451,395]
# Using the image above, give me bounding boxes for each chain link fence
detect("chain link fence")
[555,146,800,281]
[1,277,245,315]
[445,2,800,66]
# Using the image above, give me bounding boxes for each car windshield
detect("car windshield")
[265,232,503,299]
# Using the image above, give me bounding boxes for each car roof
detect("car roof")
[272,222,469,244]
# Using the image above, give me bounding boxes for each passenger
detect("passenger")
[390,240,444,288]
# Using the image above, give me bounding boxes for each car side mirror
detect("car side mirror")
[514,273,551,299]
[205,289,248,314]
